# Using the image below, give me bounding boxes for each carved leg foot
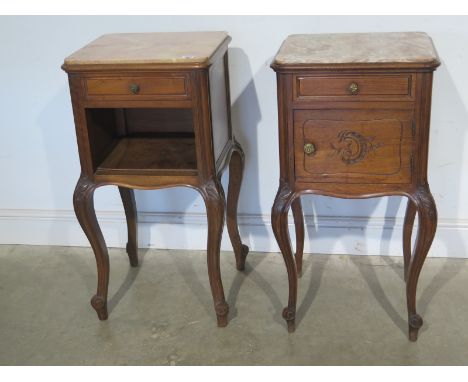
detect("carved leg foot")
[73,175,109,321]
[91,295,108,320]
[272,182,298,333]
[291,197,304,277]
[408,313,423,342]
[118,187,138,267]
[226,140,249,271]
[215,301,229,327]
[282,307,296,333]
[406,185,437,341]
[403,198,417,282]
[200,177,229,327]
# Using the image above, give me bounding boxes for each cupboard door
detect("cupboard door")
[294,109,414,184]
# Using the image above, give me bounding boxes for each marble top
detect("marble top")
[273,32,439,67]
[63,32,230,69]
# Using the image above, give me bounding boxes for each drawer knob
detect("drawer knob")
[303,143,316,155]
[130,83,140,94]
[348,82,359,95]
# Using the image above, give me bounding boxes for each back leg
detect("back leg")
[226,141,249,271]
[291,197,304,277]
[118,187,138,267]
[403,198,417,281]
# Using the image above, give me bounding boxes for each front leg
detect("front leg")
[271,181,298,332]
[406,185,437,341]
[199,177,229,327]
[226,140,249,271]
[118,187,139,267]
[73,175,109,320]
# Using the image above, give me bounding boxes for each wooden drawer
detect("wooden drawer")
[84,74,189,100]
[294,75,413,101]
[294,109,414,184]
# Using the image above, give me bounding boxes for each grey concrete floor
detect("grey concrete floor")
[0,244,468,365]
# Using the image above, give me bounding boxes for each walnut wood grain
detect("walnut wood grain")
[118,187,138,267]
[209,54,230,162]
[403,198,417,282]
[73,174,109,320]
[293,109,414,184]
[295,74,413,101]
[271,32,439,340]
[291,197,304,277]
[407,185,437,341]
[198,177,229,326]
[85,75,188,99]
[96,136,198,175]
[123,108,194,134]
[226,140,249,271]
[63,34,247,326]
[271,181,298,333]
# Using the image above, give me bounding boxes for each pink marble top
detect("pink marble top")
[63,32,230,69]
[273,32,440,67]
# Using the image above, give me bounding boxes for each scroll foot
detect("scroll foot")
[408,313,423,342]
[91,295,108,320]
[282,307,296,333]
[215,301,229,327]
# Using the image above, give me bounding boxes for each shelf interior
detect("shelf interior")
[85,107,197,175]
[96,134,197,175]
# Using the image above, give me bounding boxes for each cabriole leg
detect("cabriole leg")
[403,198,417,281]
[226,140,249,271]
[291,197,304,277]
[272,182,298,332]
[406,186,437,341]
[118,187,139,267]
[200,177,229,327]
[73,175,109,320]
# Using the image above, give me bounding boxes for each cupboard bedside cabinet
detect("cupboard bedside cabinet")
[62,32,249,327]
[270,32,440,341]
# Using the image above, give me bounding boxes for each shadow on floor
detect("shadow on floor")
[295,255,330,329]
[108,248,149,314]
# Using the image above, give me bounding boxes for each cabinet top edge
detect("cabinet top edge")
[62,32,231,73]
[271,32,440,71]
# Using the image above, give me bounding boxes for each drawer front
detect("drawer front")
[294,75,413,101]
[294,109,414,184]
[84,75,189,100]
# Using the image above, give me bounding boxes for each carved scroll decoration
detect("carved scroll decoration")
[331,130,383,164]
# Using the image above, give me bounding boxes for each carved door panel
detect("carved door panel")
[293,109,414,184]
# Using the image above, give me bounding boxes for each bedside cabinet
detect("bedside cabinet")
[62,32,249,327]
[270,32,440,340]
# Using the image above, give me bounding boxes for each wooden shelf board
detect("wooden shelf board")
[95,136,198,176]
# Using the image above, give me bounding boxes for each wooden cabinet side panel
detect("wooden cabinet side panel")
[209,55,230,163]
[68,74,95,176]
[276,73,294,184]
[414,71,434,185]
[190,70,216,179]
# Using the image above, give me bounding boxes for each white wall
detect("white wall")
[1,16,467,257]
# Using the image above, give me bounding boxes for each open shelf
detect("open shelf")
[85,108,198,176]
[96,134,197,176]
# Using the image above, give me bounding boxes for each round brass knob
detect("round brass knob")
[303,143,316,155]
[130,83,140,94]
[348,82,359,95]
